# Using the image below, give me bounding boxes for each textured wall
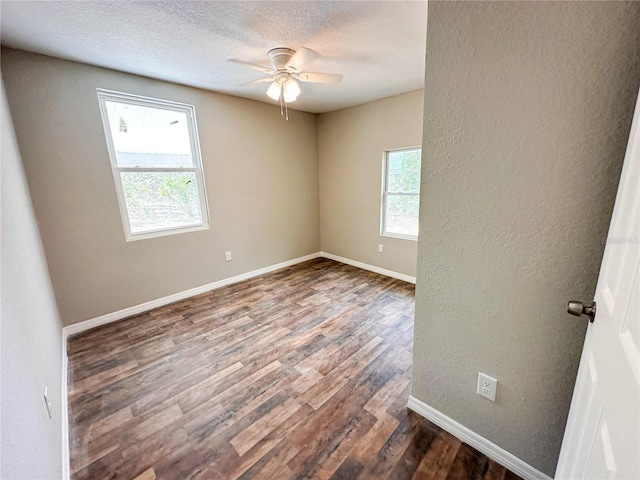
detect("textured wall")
[413,2,640,476]
[1,78,64,478]
[318,90,424,277]
[2,48,320,326]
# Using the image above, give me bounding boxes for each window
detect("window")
[381,147,421,240]
[97,89,209,241]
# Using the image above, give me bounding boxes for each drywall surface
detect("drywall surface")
[1,77,64,478]
[318,90,423,277]
[413,2,640,476]
[2,48,320,326]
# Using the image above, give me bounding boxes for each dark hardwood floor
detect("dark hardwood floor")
[67,258,522,480]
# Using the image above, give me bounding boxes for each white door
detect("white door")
[555,90,640,479]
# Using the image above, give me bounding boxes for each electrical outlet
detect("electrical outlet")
[378,244,384,253]
[225,251,232,262]
[477,373,497,402]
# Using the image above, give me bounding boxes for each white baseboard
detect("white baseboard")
[61,329,70,480]
[64,252,323,337]
[407,396,552,480]
[320,251,416,284]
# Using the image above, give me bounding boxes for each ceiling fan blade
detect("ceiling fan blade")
[285,47,317,72]
[295,72,343,84]
[227,59,275,75]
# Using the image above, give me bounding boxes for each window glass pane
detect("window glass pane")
[387,149,421,193]
[385,194,419,237]
[105,101,193,167]
[120,172,202,233]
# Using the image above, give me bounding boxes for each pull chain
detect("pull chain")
[278,83,289,121]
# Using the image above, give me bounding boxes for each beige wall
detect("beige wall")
[413,1,640,476]
[318,90,423,277]
[1,77,64,478]
[2,48,320,326]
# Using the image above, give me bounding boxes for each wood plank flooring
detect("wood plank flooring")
[67,258,522,480]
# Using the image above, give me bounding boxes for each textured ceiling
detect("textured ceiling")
[0,1,427,113]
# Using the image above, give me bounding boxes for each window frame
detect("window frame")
[380,146,422,241]
[97,89,210,241]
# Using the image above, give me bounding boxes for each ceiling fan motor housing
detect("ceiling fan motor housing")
[268,47,296,71]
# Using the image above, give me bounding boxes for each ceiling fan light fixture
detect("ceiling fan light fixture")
[266,81,281,101]
[283,79,300,103]
[266,77,300,103]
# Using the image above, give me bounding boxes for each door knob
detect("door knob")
[567,301,596,323]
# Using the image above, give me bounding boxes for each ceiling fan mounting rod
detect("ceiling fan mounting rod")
[268,47,295,71]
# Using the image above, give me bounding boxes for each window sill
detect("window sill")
[381,232,418,242]
[125,224,209,242]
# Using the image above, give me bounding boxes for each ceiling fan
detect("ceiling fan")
[229,47,343,119]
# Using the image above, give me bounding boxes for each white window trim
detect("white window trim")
[96,89,210,241]
[380,146,421,241]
